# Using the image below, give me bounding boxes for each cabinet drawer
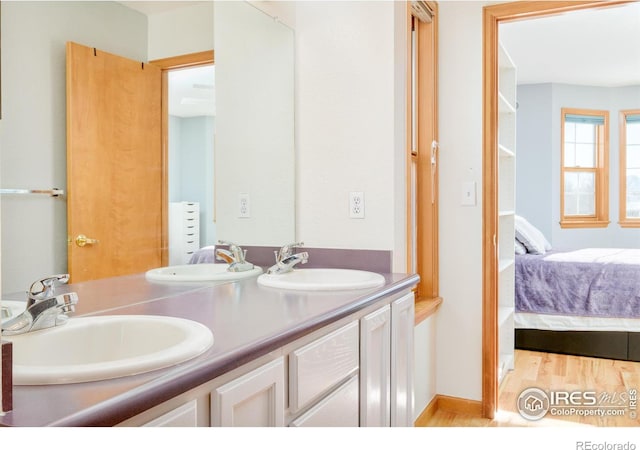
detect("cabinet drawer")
[183,219,199,230]
[289,375,359,427]
[142,400,198,427]
[289,321,359,412]
[184,240,200,251]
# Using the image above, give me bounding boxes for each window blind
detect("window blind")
[565,113,605,125]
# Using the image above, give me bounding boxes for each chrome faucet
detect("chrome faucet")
[267,242,309,275]
[1,274,78,336]
[215,240,255,272]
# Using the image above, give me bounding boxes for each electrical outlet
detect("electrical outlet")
[349,191,365,219]
[239,193,250,218]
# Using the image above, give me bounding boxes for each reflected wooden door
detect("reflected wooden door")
[66,41,163,283]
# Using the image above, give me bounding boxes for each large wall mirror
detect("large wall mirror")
[0,1,295,294]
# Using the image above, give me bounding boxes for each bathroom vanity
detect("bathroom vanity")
[0,269,419,427]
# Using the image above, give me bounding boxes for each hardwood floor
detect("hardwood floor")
[417,349,640,427]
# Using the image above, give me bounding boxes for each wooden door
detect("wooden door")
[66,42,163,283]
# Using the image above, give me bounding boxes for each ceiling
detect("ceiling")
[499,2,640,87]
[169,65,215,118]
[118,1,204,15]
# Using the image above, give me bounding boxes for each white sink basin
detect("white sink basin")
[145,263,262,282]
[4,315,214,385]
[257,268,385,291]
[1,300,27,319]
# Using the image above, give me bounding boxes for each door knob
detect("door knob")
[75,234,99,247]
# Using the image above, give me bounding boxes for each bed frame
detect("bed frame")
[515,329,640,362]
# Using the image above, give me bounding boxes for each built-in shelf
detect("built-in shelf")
[498,352,514,384]
[498,306,514,329]
[498,92,516,114]
[498,258,514,273]
[499,144,515,158]
[498,43,516,70]
[497,40,516,387]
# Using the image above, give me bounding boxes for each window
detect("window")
[560,108,610,228]
[620,110,640,227]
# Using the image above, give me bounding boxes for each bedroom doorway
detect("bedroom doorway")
[482,0,637,420]
[149,51,215,267]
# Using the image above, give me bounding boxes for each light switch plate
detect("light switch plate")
[461,182,476,206]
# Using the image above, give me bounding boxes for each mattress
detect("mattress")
[515,248,640,332]
[515,311,640,332]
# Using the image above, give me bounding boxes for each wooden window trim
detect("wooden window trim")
[559,107,610,229]
[619,109,640,228]
[406,2,439,306]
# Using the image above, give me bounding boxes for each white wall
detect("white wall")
[517,83,640,250]
[294,0,485,403]
[414,315,437,419]
[0,1,147,294]
[249,0,296,29]
[295,1,404,256]
[214,1,295,246]
[436,0,487,402]
[169,116,216,247]
[147,2,214,60]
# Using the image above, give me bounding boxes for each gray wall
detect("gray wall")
[168,116,215,247]
[516,83,640,250]
[0,1,147,294]
[515,84,553,240]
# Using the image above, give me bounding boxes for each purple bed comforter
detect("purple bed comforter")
[515,248,640,318]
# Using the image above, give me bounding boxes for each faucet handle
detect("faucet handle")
[28,274,70,303]
[218,239,241,250]
[218,240,247,263]
[277,242,304,261]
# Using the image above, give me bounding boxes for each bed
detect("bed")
[514,248,640,361]
[188,245,217,264]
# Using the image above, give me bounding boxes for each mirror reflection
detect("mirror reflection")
[167,64,215,265]
[0,1,295,294]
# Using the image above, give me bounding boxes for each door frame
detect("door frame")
[149,50,215,265]
[481,0,634,419]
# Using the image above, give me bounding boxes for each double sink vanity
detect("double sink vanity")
[0,245,419,427]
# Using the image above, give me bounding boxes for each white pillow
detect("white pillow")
[515,239,527,255]
[514,215,551,255]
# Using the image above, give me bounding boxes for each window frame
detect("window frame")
[619,109,640,228]
[560,107,610,229]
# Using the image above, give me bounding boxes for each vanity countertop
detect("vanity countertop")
[0,270,419,427]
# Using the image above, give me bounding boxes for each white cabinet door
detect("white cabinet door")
[211,357,285,427]
[391,292,415,427]
[360,304,391,427]
[289,375,359,427]
[289,321,359,413]
[142,400,198,427]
